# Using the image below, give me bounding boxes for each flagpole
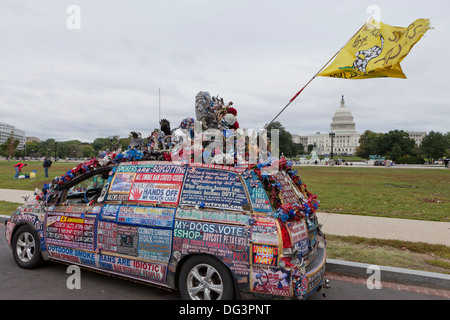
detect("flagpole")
[264,22,367,129]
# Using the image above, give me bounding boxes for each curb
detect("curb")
[1,214,448,291]
[326,258,450,291]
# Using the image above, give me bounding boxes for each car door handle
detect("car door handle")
[101,215,116,221]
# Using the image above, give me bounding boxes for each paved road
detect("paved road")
[0,225,178,300]
[1,225,445,301]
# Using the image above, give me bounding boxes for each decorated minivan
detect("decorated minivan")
[5,159,326,300]
[5,91,326,300]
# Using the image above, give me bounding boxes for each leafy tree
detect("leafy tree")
[356,130,381,159]
[389,143,404,162]
[420,131,448,163]
[0,135,20,158]
[82,144,95,158]
[266,121,303,157]
[380,130,415,160]
[357,130,416,162]
[40,139,57,158]
[446,132,450,158]
[25,141,41,157]
[92,138,112,152]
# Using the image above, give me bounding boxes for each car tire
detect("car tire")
[12,225,43,269]
[179,255,234,300]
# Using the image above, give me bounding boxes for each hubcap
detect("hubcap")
[186,264,223,300]
[16,232,36,263]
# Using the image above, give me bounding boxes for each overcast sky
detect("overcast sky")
[0,0,448,142]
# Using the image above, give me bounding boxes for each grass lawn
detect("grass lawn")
[293,165,450,274]
[295,165,449,222]
[0,201,22,216]
[326,235,450,275]
[0,160,79,191]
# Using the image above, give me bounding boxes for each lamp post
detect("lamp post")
[329,132,335,165]
[108,136,114,152]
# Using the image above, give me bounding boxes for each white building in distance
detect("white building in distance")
[292,96,428,157]
[0,122,26,150]
[406,131,427,146]
[292,96,361,156]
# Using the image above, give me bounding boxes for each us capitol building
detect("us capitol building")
[292,96,426,157]
[292,96,361,156]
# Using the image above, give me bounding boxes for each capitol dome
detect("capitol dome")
[330,95,356,133]
[293,96,361,156]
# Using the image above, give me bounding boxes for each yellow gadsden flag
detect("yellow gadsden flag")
[317,19,431,79]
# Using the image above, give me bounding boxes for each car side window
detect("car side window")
[63,169,112,204]
[45,192,60,204]
[242,169,272,213]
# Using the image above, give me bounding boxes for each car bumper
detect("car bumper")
[299,244,326,299]
[5,219,14,247]
[249,241,326,300]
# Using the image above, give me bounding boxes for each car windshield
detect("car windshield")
[68,173,108,194]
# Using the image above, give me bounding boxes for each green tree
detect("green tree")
[420,131,448,163]
[445,132,450,158]
[357,130,421,163]
[25,141,41,157]
[356,130,381,159]
[57,140,84,158]
[0,135,20,158]
[389,143,404,162]
[377,130,415,160]
[266,121,302,157]
[40,139,57,158]
[92,138,112,152]
[82,144,95,158]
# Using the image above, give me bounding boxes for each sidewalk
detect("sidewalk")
[0,188,35,204]
[317,212,450,246]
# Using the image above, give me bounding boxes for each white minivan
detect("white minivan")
[6,159,326,300]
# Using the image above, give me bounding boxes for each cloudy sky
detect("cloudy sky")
[0,0,448,142]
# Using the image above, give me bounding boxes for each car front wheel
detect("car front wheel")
[12,225,43,269]
[179,255,234,300]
